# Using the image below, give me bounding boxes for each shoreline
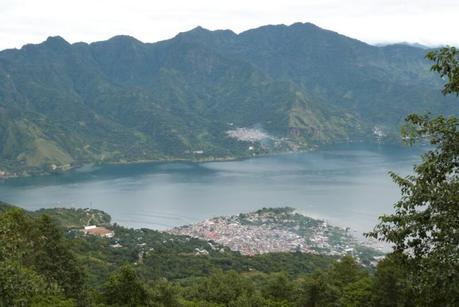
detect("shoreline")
[0,146,317,181]
[0,138,411,181]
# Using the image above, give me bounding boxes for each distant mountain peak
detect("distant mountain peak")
[108,34,141,41]
[243,22,320,32]
[174,26,236,43]
[90,35,143,50]
[104,35,142,45]
[190,25,207,32]
[376,42,432,50]
[175,26,211,38]
[289,21,320,28]
[43,35,70,48]
[45,35,67,42]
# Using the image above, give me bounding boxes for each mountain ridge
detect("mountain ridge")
[0,22,457,176]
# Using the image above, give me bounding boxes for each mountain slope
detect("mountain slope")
[175,23,457,124]
[0,23,456,175]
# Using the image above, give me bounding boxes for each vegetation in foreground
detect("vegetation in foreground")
[367,46,459,306]
[0,205,422,306]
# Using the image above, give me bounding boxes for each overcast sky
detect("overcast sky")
[1,0,458,51]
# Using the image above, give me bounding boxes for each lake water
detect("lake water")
[0,143,425,233]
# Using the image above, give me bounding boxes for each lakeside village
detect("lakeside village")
[167,208,385,266]
[77,207,385,266]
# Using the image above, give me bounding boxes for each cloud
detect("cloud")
[0,0,458,50]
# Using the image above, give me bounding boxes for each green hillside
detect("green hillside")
[0,23,457,176]
[0,203,429,306]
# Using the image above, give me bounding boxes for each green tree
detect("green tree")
[0,210,76,306]
[328,256,367,289]
[0,259,70,307]
[101,265,151,306]
[371,254,415,307]
[30,294,76,307]
[368,47,459,306]
[190,270,256,305]
[299,271,340,307]
[261,272,295,302]
[34,215,88,305]
[0,208,37,264]
[427,47,459,95]
[340,277,373,307]
[297,256,370,307]
[149,278,181,307]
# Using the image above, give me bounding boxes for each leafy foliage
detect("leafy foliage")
[0,209,84,306]
[34,215,89,304]
[371,254,415,307]
[101,265,151,306]
[368,47,459,306]
[427,47,459,95]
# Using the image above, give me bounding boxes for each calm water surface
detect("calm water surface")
[0,144,425,232]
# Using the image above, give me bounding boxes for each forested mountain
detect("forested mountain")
[0,22,456,175]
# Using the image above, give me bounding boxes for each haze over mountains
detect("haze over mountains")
[0,22,456,175]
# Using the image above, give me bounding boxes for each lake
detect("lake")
[0,143,425,233]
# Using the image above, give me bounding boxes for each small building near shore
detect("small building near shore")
[82,225,114,238]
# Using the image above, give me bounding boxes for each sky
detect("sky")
[1,0,458,51]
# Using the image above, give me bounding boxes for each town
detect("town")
[167,207,385,265]
[226,127,270,142]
